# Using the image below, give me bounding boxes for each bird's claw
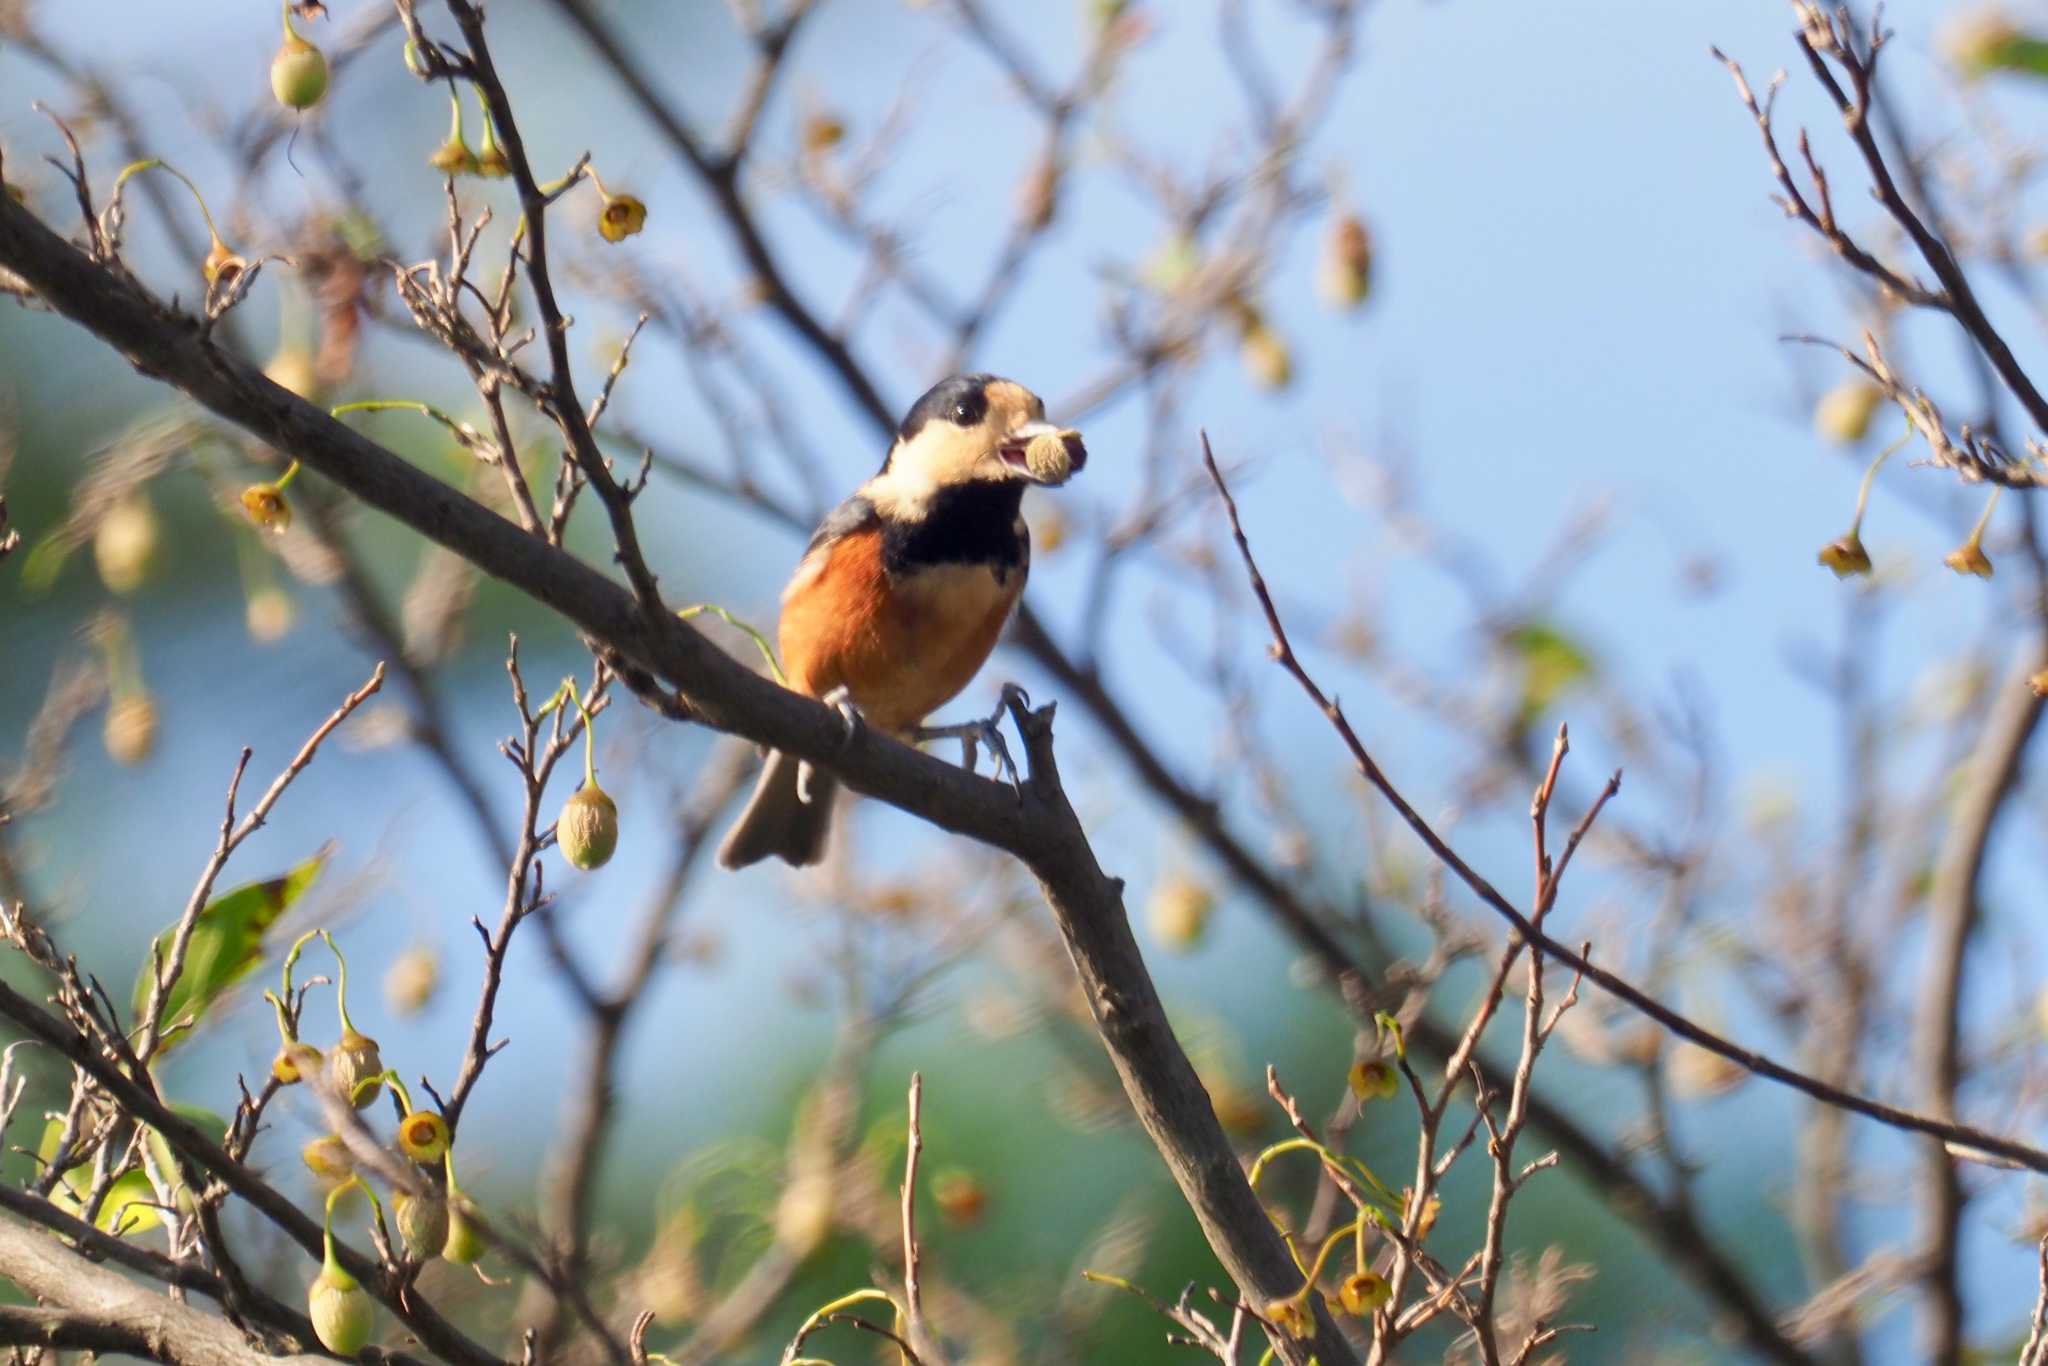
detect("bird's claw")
[801,686,867,804]
[916,683,1030,798]
[821,685,865,750]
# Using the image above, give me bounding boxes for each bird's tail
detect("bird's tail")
[716,750,837,869]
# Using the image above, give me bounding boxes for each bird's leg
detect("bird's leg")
[913,683,1030,794]
[799,685,865,804]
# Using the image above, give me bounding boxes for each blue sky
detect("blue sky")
[6,1,2048,1357]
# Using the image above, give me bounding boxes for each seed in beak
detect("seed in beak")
[1022,428,1085,484]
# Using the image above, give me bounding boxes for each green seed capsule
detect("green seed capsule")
[271,33,329,110]
[308,1265,374,1354]
[557,784,619,870]
[326,1029,384,1109]
[394,1190,450,1262]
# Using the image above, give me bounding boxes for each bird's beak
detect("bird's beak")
[997,420,1088,483]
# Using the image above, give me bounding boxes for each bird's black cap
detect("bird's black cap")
[896,373,995,443]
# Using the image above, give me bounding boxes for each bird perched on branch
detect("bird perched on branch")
[717,374,1087,869]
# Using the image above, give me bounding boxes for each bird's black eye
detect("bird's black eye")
[949,389,987,427]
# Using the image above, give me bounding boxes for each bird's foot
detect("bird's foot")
[914,683,1030,796]
[821,685,865,748]
[799,685,866,804]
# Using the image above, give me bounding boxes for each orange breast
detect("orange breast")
[779,528,1023,734]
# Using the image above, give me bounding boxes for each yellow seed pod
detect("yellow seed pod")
[271,32,329,110]
[302,1134,355,1192]
[442,1199,485,1265]
[932,1168,988,1226]
[1668,1040,1746,1099]
[1147,873,1214,950]
[475,98,511,179]
[202,235,246,289]
[800,111,846,154]
[272,1041,322,1086]
[1337,1270,1391,1316]
[1318,212,1373,310]
[308,1265,374,1354]
[240,484,294,534]
[94,495,161,595]
[773,1169,834,1257]
[597,192,647,243]
[103,693,159,766]
[557,784,619,870]
[1347,1058,1399,1101]
[1241,321,1293,390]
[475,140,510,179]
[1264,1297,1311,1340]
[384,944,440,1016]
[327,1028,384,1109]
[394,1190,450,1261]
[1817,532,1872,579]
[263,344,319,400]
[428,135,479,176]
[1944,541,1994,578]
[246,588,297,643]
[398,1110,450,1165]
[1815,379,1882,445]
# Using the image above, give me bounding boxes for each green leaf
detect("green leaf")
[132,850,327,1045]
[38,1104,227,1237]
[1503,620,1595,717]
[17,534,74,594]
[1988,34,2048,77]
[38,1119,159,1234]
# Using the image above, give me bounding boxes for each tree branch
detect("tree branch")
[1200,433,2048,1174]
[0,187,1353,1366]
[0,1207,325,1366]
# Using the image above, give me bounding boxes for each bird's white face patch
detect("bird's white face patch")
[867,379,1050,519]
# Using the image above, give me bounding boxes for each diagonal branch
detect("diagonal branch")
[1200,432,2048,1175]
[0,186,1354,1366]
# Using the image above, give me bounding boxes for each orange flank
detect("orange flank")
[780,526,1023,735]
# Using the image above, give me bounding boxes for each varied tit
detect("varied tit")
[716,374,1087,869]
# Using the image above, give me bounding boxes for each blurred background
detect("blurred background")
[5,0,2048,1360]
